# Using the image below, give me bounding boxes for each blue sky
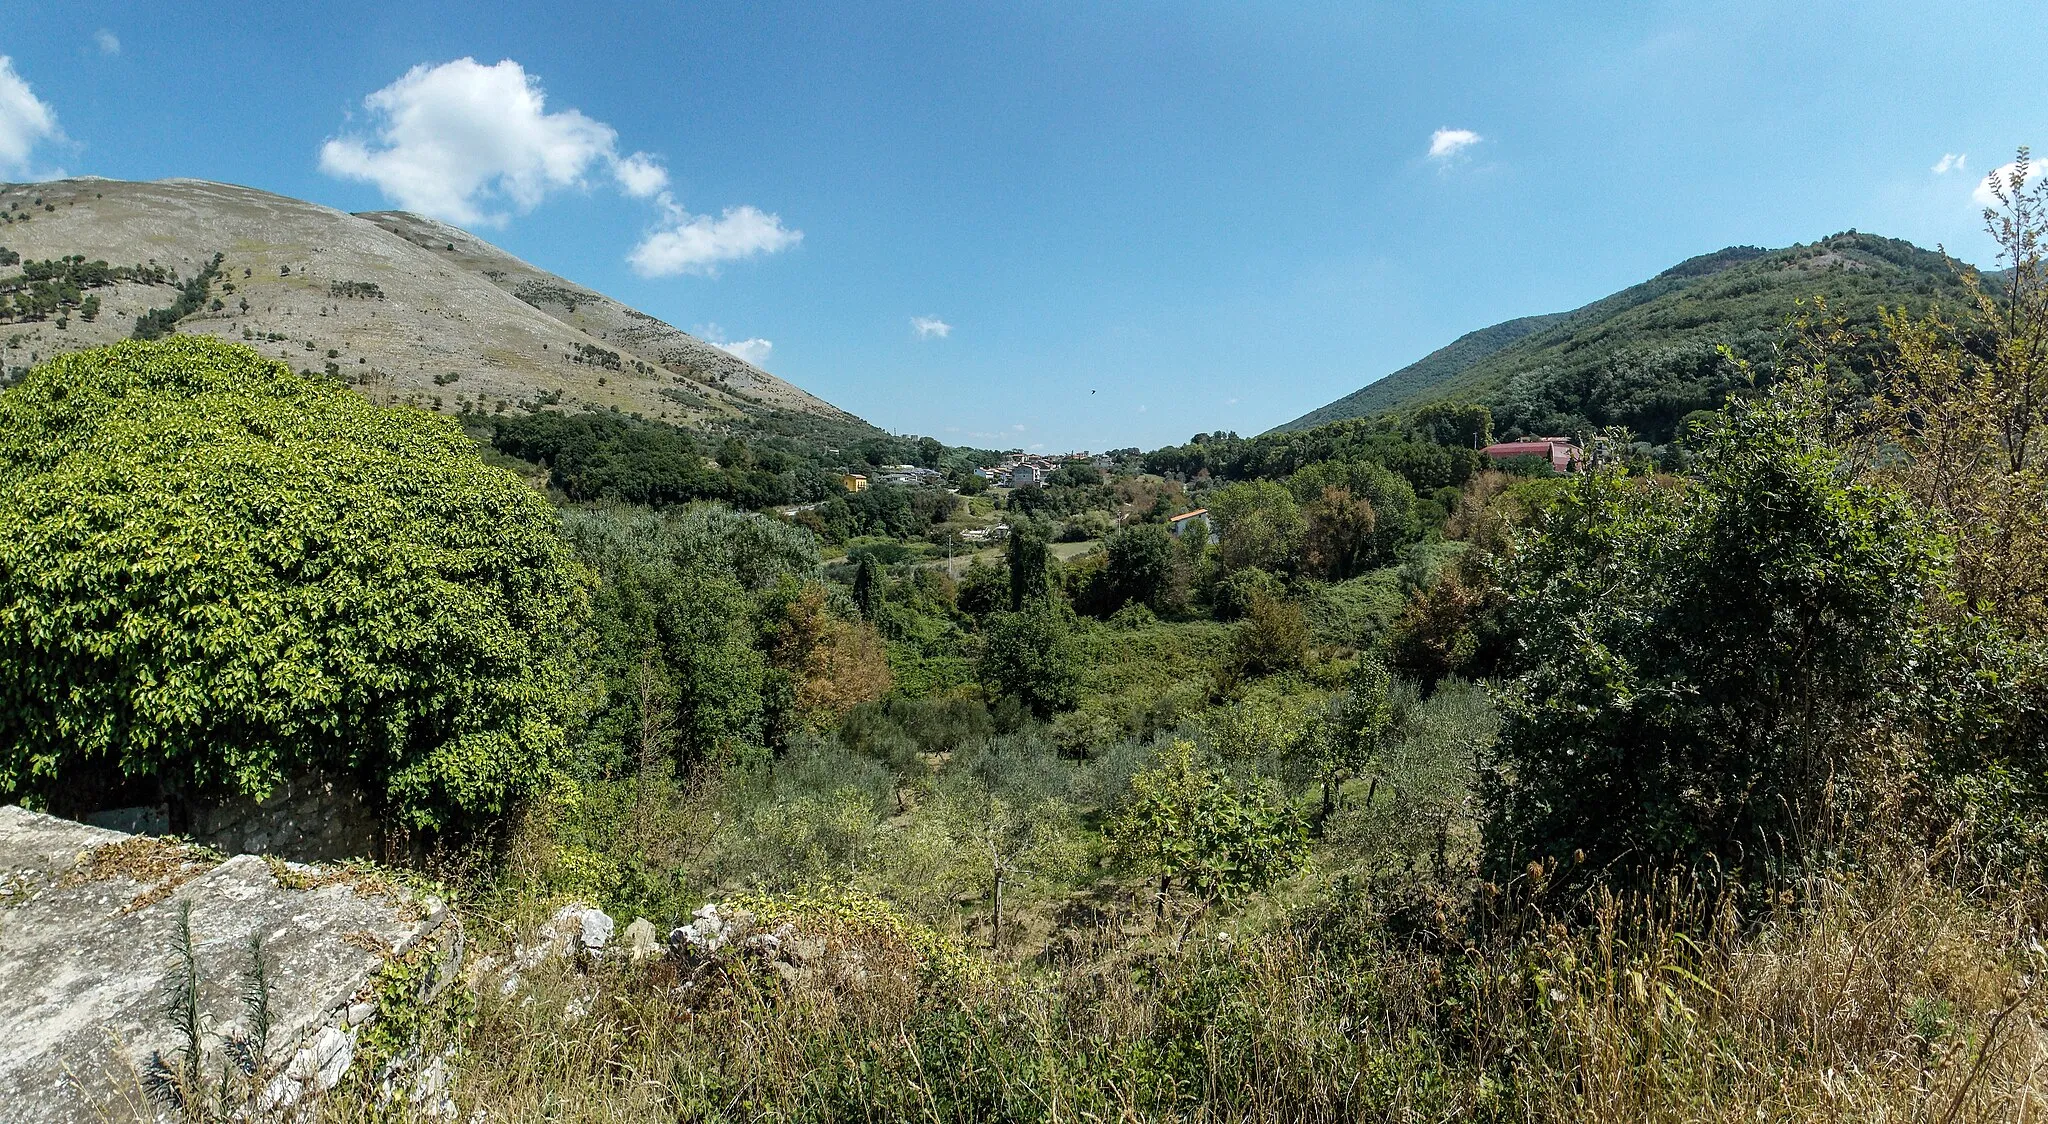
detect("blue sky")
[2,2,2040,450]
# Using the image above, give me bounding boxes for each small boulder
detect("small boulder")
[577,907,615,955]
[623,916,660,961]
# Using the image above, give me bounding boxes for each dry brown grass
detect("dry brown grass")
[302,846,2048,1123]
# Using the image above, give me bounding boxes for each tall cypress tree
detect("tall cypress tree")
[1007,523,1050,610]
[853,555,880,619]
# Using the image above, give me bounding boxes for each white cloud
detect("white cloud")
[911,315,952,339]
[612,151,668,198]
[0,57,60,177]
[94,30,120,56]
[319,58,665,226]
[696,325,774,367]
[628,196,801,277]
[1428,127,1481,160]
[1012,424,1026,431]
[713,337,773,366]
[1932,152,1966,174]
[1975,157,2043,207]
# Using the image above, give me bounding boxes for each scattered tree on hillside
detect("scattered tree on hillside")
[1006,522,1052,609]
[1108,739,1305,918]
[1102,523,1173,612]
[977,600,1082,718]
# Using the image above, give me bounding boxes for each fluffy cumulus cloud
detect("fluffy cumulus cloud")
[612,151,668,198]
[1975,157,2042,207]
[1428,127,1482,159]
[697,325,774,367]
[628,197,801,277]
[911,315,952,339]
[319,58,668,226]
[0,57,60,177]
[1932,152,1966,174]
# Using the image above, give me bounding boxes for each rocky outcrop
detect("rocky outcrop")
[0,805,460,1123]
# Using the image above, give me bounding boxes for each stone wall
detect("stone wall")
[80,770,383,864]
[184,770,383,862]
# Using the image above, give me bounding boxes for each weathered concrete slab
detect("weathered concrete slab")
[0,805,459,1123]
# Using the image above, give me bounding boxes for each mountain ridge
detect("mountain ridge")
[0,177,866,431]
[1273,234,1968,440]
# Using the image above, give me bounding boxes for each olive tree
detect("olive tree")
[0,337,588,830]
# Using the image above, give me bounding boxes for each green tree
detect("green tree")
[0,338,587,830]
[977,600,1083,718]
[560,505,817,769]
[1301,653,1394,821]
[1483,381,1928,889]
[1298,485,1378,580]
[1006,521,1052,609]
[1409,401,1494,449]
[1103,523,1173,612]
[1206,480,1302,574]
[1108,740,1305,911]
[956,558,1008,619]
[1865,153,2048,853]
[1232,592,1310,676]
[852,555,881,619]
[1289,459,1418,566]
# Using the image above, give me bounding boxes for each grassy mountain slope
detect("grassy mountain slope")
[1276,235,1975,442]
[0,177,868,430]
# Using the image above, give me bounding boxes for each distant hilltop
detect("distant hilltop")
[0,177,864,428]
[1277,232,1979,443]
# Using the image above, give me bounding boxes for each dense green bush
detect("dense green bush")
[1484,381,1929,887]
[0,338,587,829]
[978,601,1084,718]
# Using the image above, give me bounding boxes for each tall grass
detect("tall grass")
[318,842,2047,1123]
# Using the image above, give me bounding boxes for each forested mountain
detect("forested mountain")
[0,177,866,429]
[1278,233,1977,442]
[1278,311,1564,432]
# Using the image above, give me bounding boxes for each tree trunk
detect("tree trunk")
[992,869,1005,952]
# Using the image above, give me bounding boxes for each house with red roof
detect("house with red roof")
[1481,437,1584,473]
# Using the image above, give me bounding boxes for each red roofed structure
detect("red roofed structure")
[1481,437,1583,473]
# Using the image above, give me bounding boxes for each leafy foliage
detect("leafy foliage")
[1108,739,1305,902]
[560,504,823,768]
[0,338,587,829]
[1484,381,1928,886]
[977,601,1084,718]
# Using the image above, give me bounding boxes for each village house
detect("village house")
[1168,508,1217,543]
[1480,437,1584,473]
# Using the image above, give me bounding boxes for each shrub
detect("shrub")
[1484,382,1929,888]
[0,338,586,829]
[1108,739,1305,905]
[977,601,1084,718]
[1232,593,1311,677]
[1211,566,1284,620]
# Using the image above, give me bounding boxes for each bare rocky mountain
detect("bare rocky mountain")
[0,177,862,427]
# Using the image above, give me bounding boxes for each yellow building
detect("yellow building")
[841,473,868,493]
